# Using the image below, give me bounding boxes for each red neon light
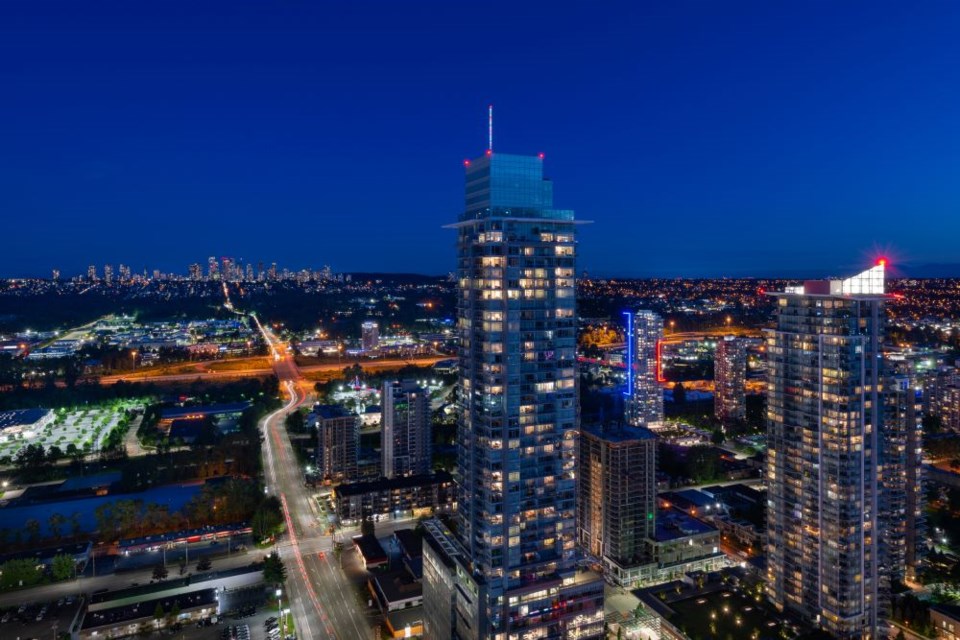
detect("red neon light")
[656,339,665,382]
[538,152,545,159]
[877,257,887,267]
[464,159,470,166]
[486,149,492,156]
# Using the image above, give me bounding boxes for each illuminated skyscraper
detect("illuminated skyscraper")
[423,149,603,639]
[207,256,218,280]
[382,379,431,478]
[624,310,664,427]
[87,265,97,281]
[714,335,747,424]
[765,263,894,639]
[103,264,113,285]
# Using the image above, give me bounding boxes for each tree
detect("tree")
[170,601,181,621]
[48,513,66,540]
[69,512,82,538]
[47,445,64,463]
[14,443,47,475]
[895,630,906,640]
[0,558,43,589]
[673,382,687,405]
[153,602,165,630]
[196,556,212,572]
[51,554,76,581]
[152,563,169,582]
[263,552,287,585]
[252,496,283,541]
[360,516,375,537]
[25,518,41,543]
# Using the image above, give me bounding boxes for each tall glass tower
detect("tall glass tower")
[765,263,896,639]
[434,150,604,639]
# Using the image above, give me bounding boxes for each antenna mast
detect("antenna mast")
[488,104,493,152]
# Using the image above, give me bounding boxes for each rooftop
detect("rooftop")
[0,408,50,430]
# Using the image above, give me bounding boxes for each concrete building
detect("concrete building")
[312,404,359,484]
[714,335,746,424]
[578,421,657,567]
[332,471,454,524]
[382,380,431,479]
[765,262,896,639]
[422,148,604,639]
[624,310,664,427]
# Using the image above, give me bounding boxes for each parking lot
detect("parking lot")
[0,593,83,639]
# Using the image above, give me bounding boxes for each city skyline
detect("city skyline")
[4,2,960,278]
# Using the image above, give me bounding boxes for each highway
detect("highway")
[255,316,371,640]
[97,355,448,385]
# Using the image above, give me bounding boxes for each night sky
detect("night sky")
[3,1,960,278]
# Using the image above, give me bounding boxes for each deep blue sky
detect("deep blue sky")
[3,1,960,278]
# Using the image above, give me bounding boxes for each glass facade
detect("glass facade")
[765,272,891,639]
[436,151,603,639]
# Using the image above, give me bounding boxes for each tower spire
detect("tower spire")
[488,104,493,152]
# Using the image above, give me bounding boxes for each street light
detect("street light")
[276,588,284,638]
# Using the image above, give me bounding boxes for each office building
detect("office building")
[87,264,97,281]
[714,335,747,424]
[382,380,431,479]
[362,321,380,352]
[578,422,656,568]
[312,404,359,484]
[422,149,604,639]
[765,262,895,639]
[103,264,113,285]
[624,310,664,427]
[207,256,218,280]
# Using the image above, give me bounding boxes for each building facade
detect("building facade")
[714,335,746,424]
[765,263,892,639]
[423,150,603,639]
[313,404,359,484]
[578,422,657,566]
[382,380,432,479]
[624,310,664,427]
[362,321,380,352]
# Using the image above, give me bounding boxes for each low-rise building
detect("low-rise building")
[332,471,454,525]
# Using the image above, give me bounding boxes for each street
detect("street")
[256,318,372,640]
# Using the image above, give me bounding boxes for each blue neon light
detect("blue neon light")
[623,310,633,397]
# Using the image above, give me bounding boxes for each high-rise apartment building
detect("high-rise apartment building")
[714,335,747,424]
[624,310,664,427]
[382,380,431,479]
[578,422,656,567]
[188,263,202,281]
[884,375,925,582]
[422,150,603,639]
[313,404,359,484]
[361,321,379,352]
[765,263,894,639]
[51,269,60,281]
[207,256,219,280]
[103,264,113,285]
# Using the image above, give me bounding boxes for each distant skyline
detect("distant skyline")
[3,2,960,278]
